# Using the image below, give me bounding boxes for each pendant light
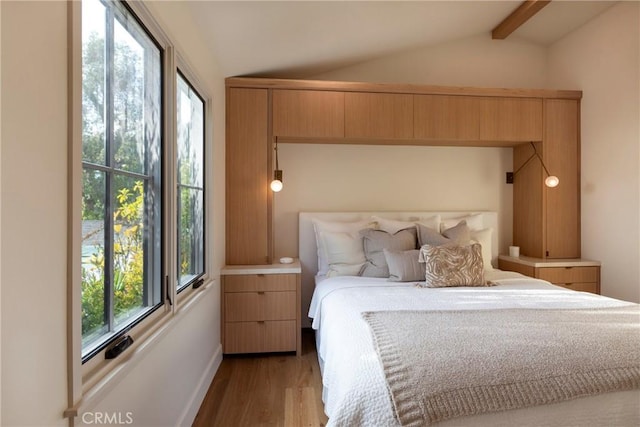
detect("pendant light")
[270,138,283,192]
[507,142,559,188]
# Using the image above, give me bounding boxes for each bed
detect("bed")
[299,212,640,427]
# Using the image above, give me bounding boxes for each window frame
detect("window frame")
[80,0,165,363]
[175,68,207,294]
[66,0,213,420]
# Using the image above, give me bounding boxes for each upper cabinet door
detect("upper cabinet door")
[545,99,580,259]
[479,97,543,142]
[414,95,480,141]
[345,92,413,139]
[272,90,345,138]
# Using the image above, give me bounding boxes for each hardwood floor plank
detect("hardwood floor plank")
[284,387,320,427]
[193,329,328,427]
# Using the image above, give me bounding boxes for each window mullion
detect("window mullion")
[164,45,177,305]
[104,4,116,333]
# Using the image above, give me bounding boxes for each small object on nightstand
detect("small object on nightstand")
[509,246,520,257]
[279,257,293,264]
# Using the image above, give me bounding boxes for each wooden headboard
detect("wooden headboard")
[298,211,498,327]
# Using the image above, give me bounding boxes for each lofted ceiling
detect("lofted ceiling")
[185,1,617,79]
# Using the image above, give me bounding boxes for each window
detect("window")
[81,0,163,360]
[176,73,205,291]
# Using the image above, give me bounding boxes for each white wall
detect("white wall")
[312,33,548,89]
[1,2,68,424]
[275,144,513,258]
[0,1,225,426]
[0,1,3,422]
[547,2,640,303]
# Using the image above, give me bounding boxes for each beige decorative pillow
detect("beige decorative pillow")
[360,228,418,277]
[441,220,471,245]
[384,249,424,282]
[419,243,488,288]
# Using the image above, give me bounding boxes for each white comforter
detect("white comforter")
[308,271,640,427]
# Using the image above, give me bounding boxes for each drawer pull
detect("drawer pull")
[257,291,265,295]
[564,283,573,286]
[257,320,265,324]
[257,274,265,278]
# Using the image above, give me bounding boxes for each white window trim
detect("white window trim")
[65,0,214,421]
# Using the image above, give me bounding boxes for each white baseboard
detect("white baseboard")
[177,343,223,426]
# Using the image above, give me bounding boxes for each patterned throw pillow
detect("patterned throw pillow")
[419,243,488,288]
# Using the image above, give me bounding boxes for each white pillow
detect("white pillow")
[312,218,376,276]
[372,215,441,235]
[371,216,416,234]
[415,215,441,232]
[470,228,494,271]
[441,214,484,232]
[319,230,367,277]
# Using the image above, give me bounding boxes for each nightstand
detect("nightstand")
[221,260,301,355]
[498,255,601,294]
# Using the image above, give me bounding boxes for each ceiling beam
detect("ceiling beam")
[492,0,551,40]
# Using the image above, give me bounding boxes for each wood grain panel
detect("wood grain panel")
[544,99,580,258]
[224,273,297,292]
[414,95,480,140]
[513,142,544,257]
[536,266,598,284]
[480,97,542,141]
[227,76,583,100]
[273,89,344,138]
[345,92,413,139]
[225,292,297,322]
[224,321,296,354]
[226,88,269,264]
[550,282,598,293]
[497,259,535,278]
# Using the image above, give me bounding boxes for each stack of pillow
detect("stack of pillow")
[312,214,493,288]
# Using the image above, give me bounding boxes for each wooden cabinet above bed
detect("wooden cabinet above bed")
[345,92,414,139]
[478,97,542,142]
[414,95,480,141]
[225,77,582,265]
[272,89,345,138]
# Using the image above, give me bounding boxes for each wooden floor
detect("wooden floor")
[193,329,329,427]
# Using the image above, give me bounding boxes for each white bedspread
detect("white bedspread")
[308,271,640,427]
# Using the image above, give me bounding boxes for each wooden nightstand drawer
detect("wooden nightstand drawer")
[221,261,302,355]
[224,320,296,354]
[498,256,601,295]
[225,291,296,322]
[537,266,598,284]
[552,282,599,293]
[224,274,296,292]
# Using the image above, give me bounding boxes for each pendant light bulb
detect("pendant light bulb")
[545,175,559,188]
[271,169,283,192]
[270,178,283,192]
